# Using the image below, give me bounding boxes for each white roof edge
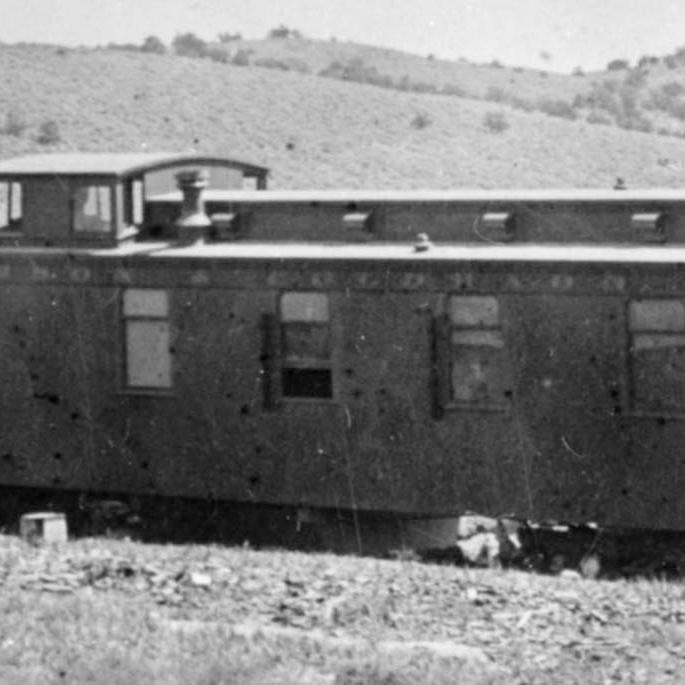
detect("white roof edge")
[3,241,685,264]
[0,152,268,177]
[146,242,685,264]
[147,188,685,204]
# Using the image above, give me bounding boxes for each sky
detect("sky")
[2,0,685,73]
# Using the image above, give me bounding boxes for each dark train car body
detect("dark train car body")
[1,152,685,548]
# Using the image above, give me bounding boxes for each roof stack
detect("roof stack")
[175,168,212,243]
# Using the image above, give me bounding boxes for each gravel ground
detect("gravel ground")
[1,534,684,683]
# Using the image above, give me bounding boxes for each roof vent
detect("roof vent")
[414,233,432,252]
[342,211,373,236]
[478,211,515,242]
[631,211,666,243]
[614,177,627,190]
[175,169,211,242]
[210,212,243,241]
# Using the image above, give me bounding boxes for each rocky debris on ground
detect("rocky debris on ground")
[0,534,684,679]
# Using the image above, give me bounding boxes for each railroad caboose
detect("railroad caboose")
[1,151,685,550]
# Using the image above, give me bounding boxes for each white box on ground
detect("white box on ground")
[20,512,68,544]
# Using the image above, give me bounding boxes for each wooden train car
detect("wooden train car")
[1,151,685,549]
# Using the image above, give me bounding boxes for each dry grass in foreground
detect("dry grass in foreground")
[0,533,683,684]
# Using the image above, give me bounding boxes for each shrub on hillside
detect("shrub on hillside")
[268,25,302,39]
[647,82,685,120]
[3,110,27,137]
[319,59,394,89]
[217,32,242,43]
[508,96,535,112]
[36,120,61,145]
[616,113,653,133]
[440,83,466,97]
[624,69,648,87]
[637,55,659,69]
[538,99,578,120]
[483,111,509,133]
[661,81,685,97]
[106,42,140,52]
[586,110,612,125]
[607,58,630,71]
[255,58,291,71]
[665,100,685,121]
[484,86,507,103]
[255,57,309,73]
[619,87,640,117]
[672,46,685,65]
[231,49,252,67]
[203,46,230,63]
[410,112,432,129]
[396,75,411,91]
[141,35,165,54]
[576,80,640,122]
[410,81,438,94]
[172,32,207,58]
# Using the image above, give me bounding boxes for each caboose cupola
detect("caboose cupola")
[0,152,268,247]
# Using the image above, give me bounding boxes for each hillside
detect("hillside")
[2,43,685,189]
[224,36,685,137]
[223,36,591,101]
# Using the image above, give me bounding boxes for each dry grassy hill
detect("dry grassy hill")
[225,36,685,136]
[2,43,685,189]
[225,35,590,101]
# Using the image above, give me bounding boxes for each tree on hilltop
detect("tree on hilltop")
[268,25,303,39]
[607,58,630,71]
[141,35,166,54]
[172,32,207,58]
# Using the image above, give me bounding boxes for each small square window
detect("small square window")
[281,292,329,322]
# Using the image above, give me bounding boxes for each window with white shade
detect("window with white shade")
[0,181,22,231]
[72,184,112,234]
[448,295,510,407]
[125,179,144,227]
[629,299,685,411]
[123,289,172,390]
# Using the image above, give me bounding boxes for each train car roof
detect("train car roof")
[149,188,685,204]
[0,153,269,178]
[5,241,685,265]
[81,241,685,265]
